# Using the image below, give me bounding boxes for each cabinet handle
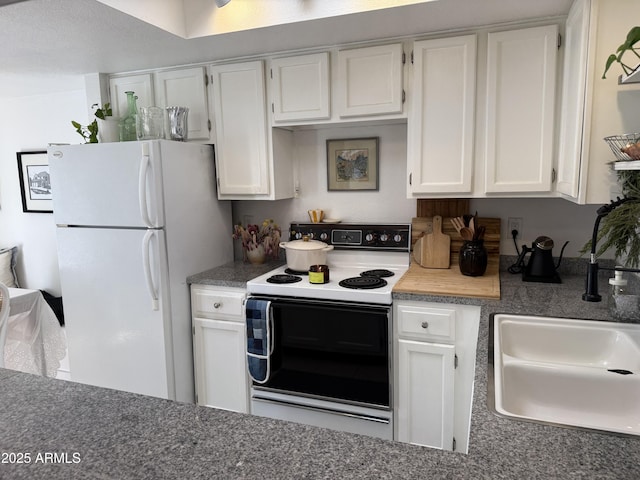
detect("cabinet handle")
[421,321,429,329]
[213,302,221,309]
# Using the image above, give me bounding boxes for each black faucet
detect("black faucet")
[583,197,640,302]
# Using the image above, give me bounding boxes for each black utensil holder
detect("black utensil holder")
[459,240,488,276]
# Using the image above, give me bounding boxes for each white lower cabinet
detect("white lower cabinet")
[191,285,249,413]
[397,339,455,449]
[394,300,480,453]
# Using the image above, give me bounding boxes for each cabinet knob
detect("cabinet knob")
[421,321,429,329]
[213,302,221,309]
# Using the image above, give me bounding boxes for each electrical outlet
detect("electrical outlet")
[507,217,523,239]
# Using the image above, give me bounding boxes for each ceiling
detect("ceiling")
[0,0,574,98]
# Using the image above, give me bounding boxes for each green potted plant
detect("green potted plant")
[71,103,119,144]
[588,26,640,267]
[94,103,120,143]
[583,171,640,268]
[602,26,640,80]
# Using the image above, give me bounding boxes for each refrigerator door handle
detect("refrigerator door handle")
[138,144,156,228]
[142,230,160,311]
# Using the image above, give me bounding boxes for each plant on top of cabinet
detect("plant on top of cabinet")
[602,26,640,80]
[71,102,114,144]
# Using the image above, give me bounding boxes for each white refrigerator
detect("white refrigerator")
[49,140,233,402]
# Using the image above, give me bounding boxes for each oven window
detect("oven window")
[263,301,390,407]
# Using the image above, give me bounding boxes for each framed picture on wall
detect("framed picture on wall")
[17,151,53,213]
[326,137,379,191]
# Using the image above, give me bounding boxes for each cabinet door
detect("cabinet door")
[210,61,270,196]
[271,52,330,122]
[408,35,476,194]
[193,317,249,413]
[556,0,591,199]
[484,25,558,193]
[109,74,154,118]
[396,339,455,449]
[337,43,404,117]
[154,67,210,140]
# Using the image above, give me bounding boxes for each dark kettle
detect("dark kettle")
[513,236,569,283]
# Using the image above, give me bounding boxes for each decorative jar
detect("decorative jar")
[459,240,488,277]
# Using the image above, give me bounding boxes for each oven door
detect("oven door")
[248,296,391,409]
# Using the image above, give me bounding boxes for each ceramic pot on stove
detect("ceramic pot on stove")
[279,236,334,271]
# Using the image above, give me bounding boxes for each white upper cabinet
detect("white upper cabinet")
[556,0,591,199]
[484,25,558,193]
[109,74,154,118]
[408,35,477,195]
[154,67,210,141]
[554,0,640,205]
[337,43,404,118]
[271,52,330,122]
[210,61,271,198]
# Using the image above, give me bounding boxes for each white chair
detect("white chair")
[0,282,9,368]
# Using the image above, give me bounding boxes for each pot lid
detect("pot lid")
[282,235,329,251]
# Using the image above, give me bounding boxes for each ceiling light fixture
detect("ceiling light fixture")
[215,0,231,7]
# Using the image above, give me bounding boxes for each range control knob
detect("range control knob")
[393,234,403,243]
[320,232,328,241]
[365,233,374,242]
[295,232,303,239]
[380,233,389,242]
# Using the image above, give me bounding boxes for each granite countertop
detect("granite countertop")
[187,260,285,288]
[2,263,640,479]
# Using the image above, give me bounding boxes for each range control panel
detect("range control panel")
[289,223,411,251]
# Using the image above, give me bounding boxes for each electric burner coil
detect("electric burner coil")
[360,269,395,278]
[266,274,302,284]
[339,276,388,289]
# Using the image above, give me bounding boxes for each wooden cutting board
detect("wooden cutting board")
[415,215,450,268]
[412,216,501,260]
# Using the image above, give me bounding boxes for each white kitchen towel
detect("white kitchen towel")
[245,298,271,383]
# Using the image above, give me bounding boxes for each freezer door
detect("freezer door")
[49,142,165,228]
[57,226,174,399]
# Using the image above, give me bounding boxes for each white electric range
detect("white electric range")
[245,223,411,441]
[247,223,411,304]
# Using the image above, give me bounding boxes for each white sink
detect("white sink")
[490,314,640,436]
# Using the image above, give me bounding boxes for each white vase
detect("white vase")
[97,117,120,143]
[246,244,266,265]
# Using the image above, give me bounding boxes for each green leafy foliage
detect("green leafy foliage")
[581,171,640,268]
[593,200,640,267]
[71,102,111,143]
[602,26,640,79]
[92,102,112,120]
[71,119,98,144]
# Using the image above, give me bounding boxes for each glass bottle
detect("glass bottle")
[119,91,138,142]
[459,240,488,277]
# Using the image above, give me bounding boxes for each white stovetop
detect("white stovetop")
[247,250,409,305]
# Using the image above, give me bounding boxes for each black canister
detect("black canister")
[459,240,488,277]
